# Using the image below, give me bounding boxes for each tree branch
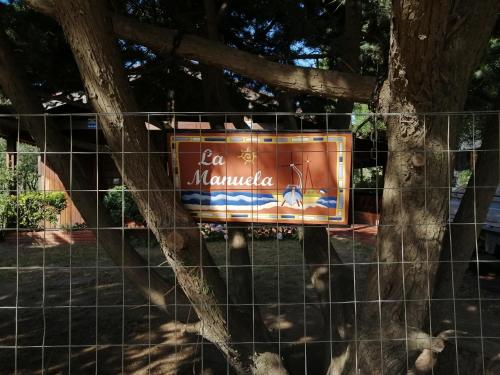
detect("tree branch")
[25,0,376,103]
[112,15,375,102]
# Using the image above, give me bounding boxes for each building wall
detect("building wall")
[39,160,85,229]
[38,154,121,229]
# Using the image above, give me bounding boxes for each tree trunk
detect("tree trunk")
[351,1,498,373]
[276,91,298,129]
[201,0,262,320]
[227,225,253,305]
[298,226,354,374]
[48,1,283,372]
[334,0,362,129]
[201,0,269,340]
[200,0,247,130]
[0,29,186,316]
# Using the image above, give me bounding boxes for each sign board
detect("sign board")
[169,132,352,225]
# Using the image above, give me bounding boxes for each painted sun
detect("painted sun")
[238,147,257,165]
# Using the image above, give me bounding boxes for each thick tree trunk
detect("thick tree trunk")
[201,0,268,337]
[201,0,231,117]
[0,29,185,315]
[201,0,271,343]
[298,226,354,374]
[200,1,247,127]
[227,225,253,306]
[276,91,298,129]
[351,1,498,373]
[334,0,362,129]
[47,1,283,373]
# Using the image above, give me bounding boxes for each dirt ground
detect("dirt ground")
[0,235,498,374]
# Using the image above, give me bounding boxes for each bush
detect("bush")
[457,169,472,187]
[16,143,40,191]
[103,185,144,225]
[0,191,67,230]
[0,194,12,230]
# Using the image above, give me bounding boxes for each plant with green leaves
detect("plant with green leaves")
[103,185,144,225]
[10,191,67,229]
[16,143,39,191]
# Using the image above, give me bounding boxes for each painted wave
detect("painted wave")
[181,191,338,209]
[185,202,280,211]
[315,197,337,208]
[181,191,277,206]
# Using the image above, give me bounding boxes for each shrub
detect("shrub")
[16,143,40,191]
[457,169,472,187]
[15,191,67,229]
[103,185,144,225]
[0,191,67,230]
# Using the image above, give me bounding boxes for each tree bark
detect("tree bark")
[0,29,186,315]
[200,0,246,128]
[45,1,283,373]
[227,225,252,306]
[276,91,298,129]
[202,0,273,354]
[298,226,354,374]
[352,1,498,373]
[201,0,257,312]
[334,0,362,129]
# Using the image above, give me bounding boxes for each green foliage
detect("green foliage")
[0,139,46,233]
[353,166,383,189]
[16,143,39,191]
[0,194,12,230]
[457,169,472,188]
[0,139,40,192]
[60,222,87,232]
[352,104,386,137]
[0,139,14,192]
[467,37,500,110]
[0,191,66,230]
[15,191,67,228]
[0,161,15,192]
[103,185,144,225]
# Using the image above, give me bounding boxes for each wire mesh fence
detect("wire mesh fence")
[0,112,498,374]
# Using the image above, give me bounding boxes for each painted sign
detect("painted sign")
[169,132,352,225]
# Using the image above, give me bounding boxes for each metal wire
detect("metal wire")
[0,112,498,374]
